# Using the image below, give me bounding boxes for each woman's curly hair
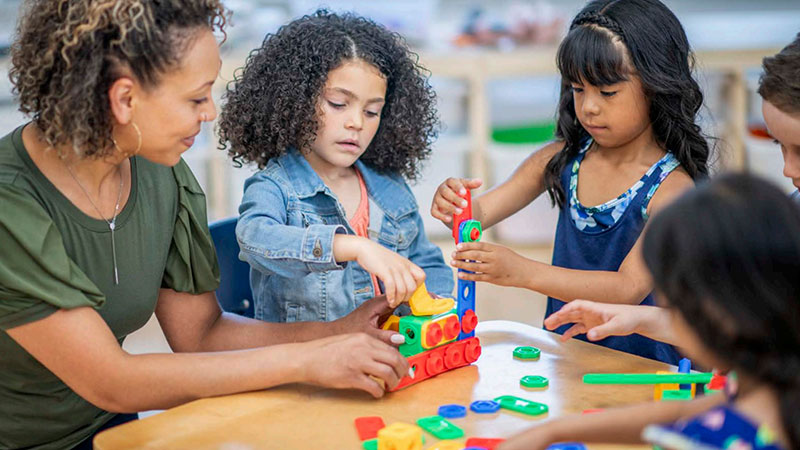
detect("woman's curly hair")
[9,0,228,158]
[218,10,439,181]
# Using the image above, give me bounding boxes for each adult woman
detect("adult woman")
[0,1,407,449]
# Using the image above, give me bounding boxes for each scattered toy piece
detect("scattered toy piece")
[469,400,501,414]
[355,416,387,441]
[377,422,424,450]
[416,415,464,440]
[494,395,548,416]
[513,346,540,360]
[520,375,549,389]
[437,404,467,419]
[465,437,505,449]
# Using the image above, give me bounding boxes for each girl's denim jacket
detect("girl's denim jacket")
[236,149,454,323]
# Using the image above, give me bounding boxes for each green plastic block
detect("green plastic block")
[460,219,482,243]
[583,373,713,385]
[416,415,464,440]
[520,375,549,389]
[494,395,548,416]
[513,346,541,360]
[661,389,693,401]
[362,438,377,450]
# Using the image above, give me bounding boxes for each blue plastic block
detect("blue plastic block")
[438,404,467,419]
[457,278,476,339]
[469,400,501,414]
[547,443,587,450]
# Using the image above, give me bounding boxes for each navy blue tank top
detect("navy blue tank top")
[545,140,682,364]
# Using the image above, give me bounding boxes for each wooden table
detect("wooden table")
[95,320,672,449]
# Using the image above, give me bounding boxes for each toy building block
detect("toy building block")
[494,395,549,416]
[355,416,387,441]
[520,375,549,390]
[470,400,501,414]
[706,373,727,393]
[363,438,378,450]
[382,315,401,332]
[456,279,478,340]
[678,358,692,390]
[378,423,424,450]
[391,337,481,391]
[397,310,460,357]
[416,416,464,440]
[437,404,467,419]
[451,189,474,242]
[582,409,604,414]
[426,441,465,450]
[653,371,680,401]
[583,373,713,385]
[513,346,541,360]
[465,437,506,449]
[547,443,587,450]
[409,283,456,316]
[661,389,693,401]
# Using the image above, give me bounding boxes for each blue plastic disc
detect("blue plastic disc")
[437,404,467,419]
[469,400,501,414]
[547,443,587,450]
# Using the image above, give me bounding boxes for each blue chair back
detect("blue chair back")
[209,217,255,318]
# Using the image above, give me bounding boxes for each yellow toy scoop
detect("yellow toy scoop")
[408,283,455,316]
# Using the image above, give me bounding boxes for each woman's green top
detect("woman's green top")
[0,125,220,449]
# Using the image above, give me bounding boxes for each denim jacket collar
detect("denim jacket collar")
[277,148,418,220]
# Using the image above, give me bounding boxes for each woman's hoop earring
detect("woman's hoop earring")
[112,122,142,157]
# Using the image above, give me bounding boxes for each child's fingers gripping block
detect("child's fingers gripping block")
[409,283,455,316]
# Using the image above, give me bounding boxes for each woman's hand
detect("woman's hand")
[450,241,531,288]
[332,295,405,346]
[430,177,483,226]
[297,333,409,398]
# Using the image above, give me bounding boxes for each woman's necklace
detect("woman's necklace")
[65,164,125,285]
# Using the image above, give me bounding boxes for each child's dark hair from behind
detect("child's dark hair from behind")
[758,32,800,114]
[218,9,438,180]
[545,0,710,207]
[643,173,800,449]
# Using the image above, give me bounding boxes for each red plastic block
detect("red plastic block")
[354,416,386,441]
[582,408,604,414]
[392,337,481,391]
[452,190,473,242]
[707,373,727,391]
[465,437,505,449]
[461,309,478,334]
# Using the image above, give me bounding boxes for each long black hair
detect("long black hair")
[544,0,710,207]
[643,173,800,449]
[218,10,438,180]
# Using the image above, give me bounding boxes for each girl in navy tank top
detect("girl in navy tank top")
[431,0,711,364]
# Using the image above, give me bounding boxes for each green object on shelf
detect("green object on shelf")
[491,121,556,144]
[661,389,693,401]
[520,375,549,389]
[362,438,378,450]
[513,346,541,360]
[416,415,464,440]
[494,395,548,416]
[583,373,713,385]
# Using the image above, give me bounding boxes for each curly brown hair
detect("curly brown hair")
[9,0,228,158]
[758,32,800,114]
[217,10,439,180]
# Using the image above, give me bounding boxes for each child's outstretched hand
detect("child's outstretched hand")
[545,301,677,345]
[450,241,529,288]
[431,177,483,226]
[355,239,426,308]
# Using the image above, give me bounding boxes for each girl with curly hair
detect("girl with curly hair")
[499,173,795,450]
[219,11,452,323]
[1,2,409,448]
[432,0,710,364]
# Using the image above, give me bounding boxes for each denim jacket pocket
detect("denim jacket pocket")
[394,216,419,252]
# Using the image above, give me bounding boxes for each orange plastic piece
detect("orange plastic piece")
[392,337,481,391]
[355,416,386,441]
[409,283,454,316]
[653,371,679,401]
[426,440,465,450]
[377,423,423,450]
[461,309,478,334]
[382,315,401,332]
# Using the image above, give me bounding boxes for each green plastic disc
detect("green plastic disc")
[520,375,549,389]
[513,346,541,360]
[494,395,548,416]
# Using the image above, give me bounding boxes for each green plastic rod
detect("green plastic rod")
[583,373,713,385]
